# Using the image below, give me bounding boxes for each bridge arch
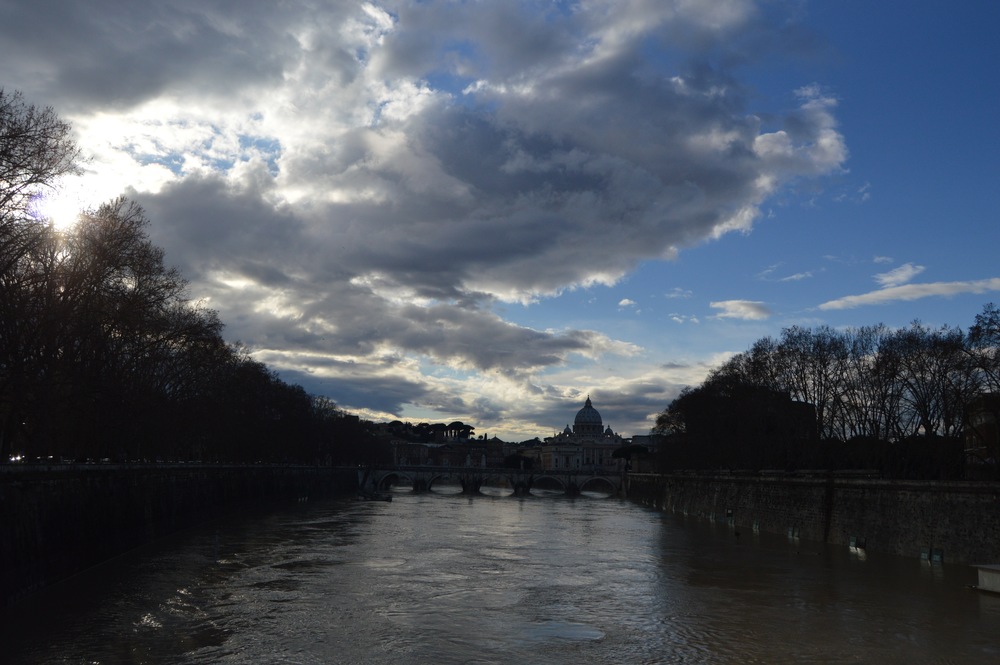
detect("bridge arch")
[425,472,464,492]
[579,475,618,495]
[375,471,413,492]
[531,475,569,494]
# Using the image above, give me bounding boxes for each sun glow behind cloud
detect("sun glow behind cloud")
[31,190,83,230]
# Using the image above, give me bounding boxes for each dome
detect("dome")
[574,396,602,427]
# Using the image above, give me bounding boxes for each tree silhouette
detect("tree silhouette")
[1,91,380,466]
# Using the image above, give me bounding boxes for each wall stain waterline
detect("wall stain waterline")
[627,471,1000,564]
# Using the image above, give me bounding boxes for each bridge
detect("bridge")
[360,465,626,497]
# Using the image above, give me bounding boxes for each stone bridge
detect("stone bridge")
[360,465,625,497]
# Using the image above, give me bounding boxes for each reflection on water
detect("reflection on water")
[3,492,999,664]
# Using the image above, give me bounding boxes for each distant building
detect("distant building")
[964,394,1000,465]
[388,429,509,468]
[523,396,627,471]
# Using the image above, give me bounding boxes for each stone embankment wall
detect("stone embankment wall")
[1,465,357,607]
[628,472,1000,564]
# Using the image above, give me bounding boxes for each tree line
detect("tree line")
[1,89,384,466]
[653,311,1000,478]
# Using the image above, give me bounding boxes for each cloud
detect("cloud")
[618,298,637,308]
[873,255,893,264]
[0,0,843,437]
[710,300,772,320]
[756,264,780,280]
[666,287,693,299]
[874,262,925,288]
[4,0,846,299]
[818,278,1000,310]
[757,263,814,282]
[758,263,814,282]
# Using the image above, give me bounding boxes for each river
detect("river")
[3,485,1000,664]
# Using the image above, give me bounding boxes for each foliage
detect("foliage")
[611,444,648,460]
[0,89,80,223]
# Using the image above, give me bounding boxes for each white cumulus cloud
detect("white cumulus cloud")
[874,262,925,288]
[710,300,772,320]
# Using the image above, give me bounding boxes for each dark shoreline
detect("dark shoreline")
[1,464,358,608]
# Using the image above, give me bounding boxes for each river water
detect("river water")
[4,485,1000,664]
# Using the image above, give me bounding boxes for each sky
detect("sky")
[2,1,999,441]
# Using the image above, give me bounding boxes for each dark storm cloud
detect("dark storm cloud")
[0,0,358,112]
[372,0,578,82]
[135,173,302,282]
[137,170,628,377]
[275,365,430,417]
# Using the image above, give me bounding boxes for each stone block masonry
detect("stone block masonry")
[0,465,357,607]
[628,472,1000,564]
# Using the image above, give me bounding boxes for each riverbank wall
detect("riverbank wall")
[627,472,1000,564]
[1,464,357,607]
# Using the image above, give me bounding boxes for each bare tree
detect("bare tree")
[893,322,973,438]
[0,90,81,461]
[0,89,81,274]
[777,326,850,440]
